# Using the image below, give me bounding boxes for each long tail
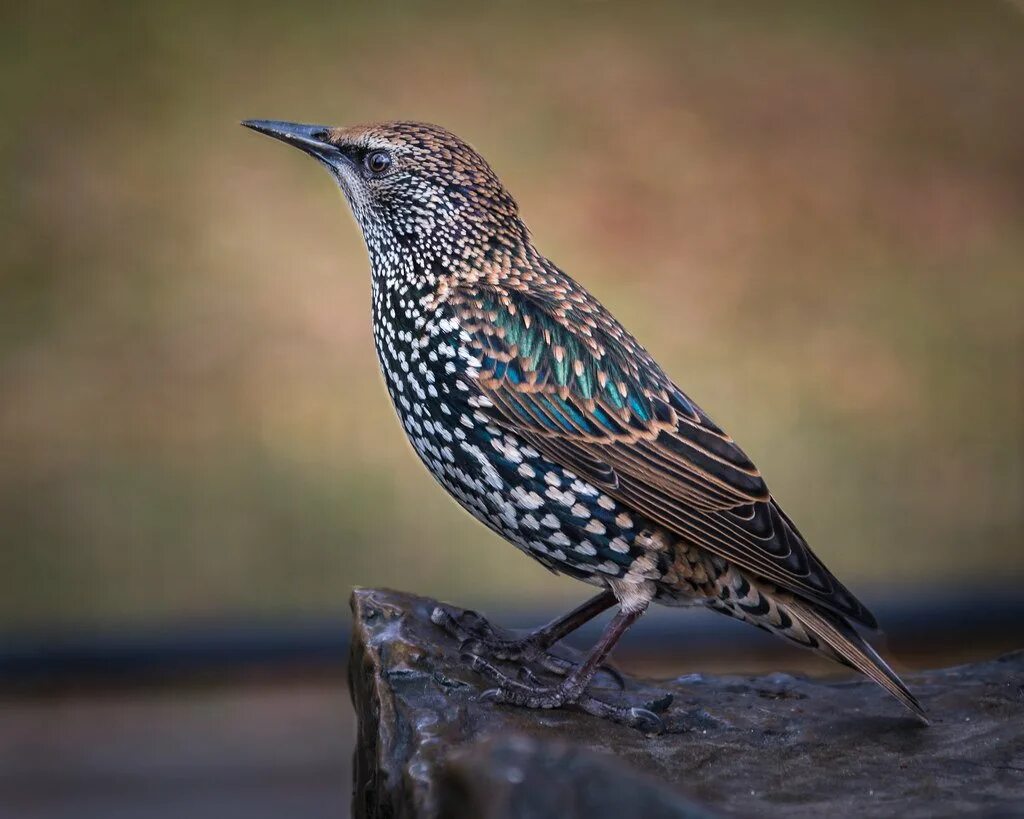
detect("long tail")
[707,567,927,723]
[783,596,927,723]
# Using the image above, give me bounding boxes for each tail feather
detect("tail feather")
[707,564,927,723]
[783,597,928,723]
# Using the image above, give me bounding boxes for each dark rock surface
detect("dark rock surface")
[349,588,1024,818]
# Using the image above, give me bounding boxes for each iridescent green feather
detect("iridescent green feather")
[466,289,656,434]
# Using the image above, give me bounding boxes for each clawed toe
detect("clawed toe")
[462,651,505,682]
[625,707,666,734]
[438,606,617,686]
[478,683,668,733]
[517,665,544,686]
[442,602,662,734]
[574,693,670,734]
[432,606,495,643]
[467,651,672,734]
[436,607,534,659]
[478,686,506,704]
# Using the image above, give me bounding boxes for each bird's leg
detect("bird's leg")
[467,605,671,734]
[431,591,625,684]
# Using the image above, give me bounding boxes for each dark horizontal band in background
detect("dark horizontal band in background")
[2,587,1021,688]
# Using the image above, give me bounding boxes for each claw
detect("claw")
[627,707,665,735]
[478,687,507,704]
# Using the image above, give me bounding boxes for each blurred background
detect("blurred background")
[1,0,1022,816]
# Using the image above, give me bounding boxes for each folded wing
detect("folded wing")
[450,282,876,628]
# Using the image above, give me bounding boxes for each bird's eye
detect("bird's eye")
[365,150,392,175]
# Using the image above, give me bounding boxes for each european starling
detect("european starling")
[243,119,926,732]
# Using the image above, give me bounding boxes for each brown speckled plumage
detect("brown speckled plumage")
[244,118,925,730]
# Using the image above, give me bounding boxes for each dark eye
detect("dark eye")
[365,150,392,174]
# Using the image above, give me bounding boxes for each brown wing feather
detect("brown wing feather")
[449,282,878,628]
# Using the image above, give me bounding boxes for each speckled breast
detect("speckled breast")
[370,284,675,592]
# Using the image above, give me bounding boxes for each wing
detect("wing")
[450,282,877,628]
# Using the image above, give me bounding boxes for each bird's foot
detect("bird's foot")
[431,605,625,688]
[431,606,542,660]
[465,653,672,735]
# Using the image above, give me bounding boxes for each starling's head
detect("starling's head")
[242,119,524,257]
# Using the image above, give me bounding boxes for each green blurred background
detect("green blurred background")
[2,0,1022,633]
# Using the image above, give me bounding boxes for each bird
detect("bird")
[242,118,926,732]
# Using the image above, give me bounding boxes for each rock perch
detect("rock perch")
[349,588,1023,818]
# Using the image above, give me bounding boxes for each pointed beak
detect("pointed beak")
[241,119,339,159]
